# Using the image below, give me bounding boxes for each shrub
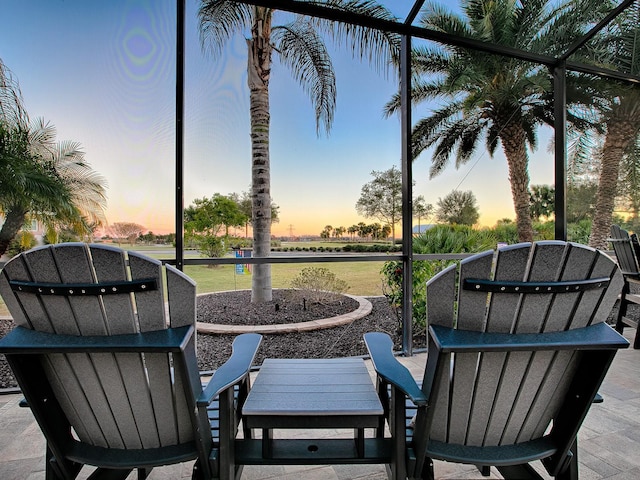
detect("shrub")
[382,225,497,333]
[567,219,592,244]
[290,267,349,304]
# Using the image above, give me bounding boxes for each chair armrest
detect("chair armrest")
[197,333,262,406]
[429,322,629,354]
[364,332,427,406]
[0,325,194,354]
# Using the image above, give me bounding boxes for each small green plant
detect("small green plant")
[290,267,350,304]
[7,231,37,257]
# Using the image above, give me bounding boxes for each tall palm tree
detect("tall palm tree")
[589,92,640,248]
[618,135,640,222]
[385,0,606,242]
[585,2,640,248]
[198,0,399,302]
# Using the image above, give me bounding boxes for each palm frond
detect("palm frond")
[272,20,336,135]
[27,117,57,158]
[307,0,401,73]
[411,101,466,159]
[429,113,484,177]
[419,2,472,41]
[0,58,29,129]
[513,0,549,48]
[198,0,253,56]
[384,77,453,118]
[486,122,500,156]
[567,128,602,182]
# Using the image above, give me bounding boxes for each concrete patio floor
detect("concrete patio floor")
[1,328,639,480]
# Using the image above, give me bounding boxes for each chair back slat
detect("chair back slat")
[456,250,494,331]
[127,250,167,332]
[424,241,623,449]
[88,245,138,334]
[166,264,197,328]
[165,264,198,442]
[424,264,457,441]
[0,243,197,449]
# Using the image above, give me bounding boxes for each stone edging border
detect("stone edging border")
[196,294,372,335]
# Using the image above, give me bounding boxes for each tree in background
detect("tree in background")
[413,195,433,233]
[356,166,403,243]
[109,222,146,245]
[0,59,107,256]
[612,134,640,229]
[332,226,346,239]
[529,184,555,221]
[230,190,280,239]
[199,0,399,302]
[435,190,479,226]
[587,2,640,248]
[320,225,333,239]
[567,182,597,223]
[184,194,247,260]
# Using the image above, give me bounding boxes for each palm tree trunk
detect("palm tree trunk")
[499,122,534,242]
[589,119,637,249]
[0,207,28,257]
[247,10,273,303]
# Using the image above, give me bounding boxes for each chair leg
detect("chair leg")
[497,464,544,479]
[555,441,578,480]
[137,468,152,479]
[615,286,630,334]
[419,457,435,480]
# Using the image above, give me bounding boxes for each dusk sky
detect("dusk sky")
[1,0,555,236]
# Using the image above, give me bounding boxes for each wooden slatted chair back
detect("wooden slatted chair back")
[608,225,640,349]
[609,224,640,277]
[0,243,197,450]
[423,241,623,449]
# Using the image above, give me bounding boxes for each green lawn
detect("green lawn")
[0,247,388,317]
[184,261,387,296]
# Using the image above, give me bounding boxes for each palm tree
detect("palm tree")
[413,194,432,233]
[0,118,108,256]
[2,58,107,256]
[385,0,606,242]
[586,3,640,248]
[198,0,399,302]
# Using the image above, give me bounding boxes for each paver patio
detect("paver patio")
[0,328,638,479]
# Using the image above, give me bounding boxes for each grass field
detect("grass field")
[0,245,389,317]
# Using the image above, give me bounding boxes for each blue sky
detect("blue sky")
[1,0,554,236]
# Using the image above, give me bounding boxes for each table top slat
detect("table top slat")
[243,358,384,419]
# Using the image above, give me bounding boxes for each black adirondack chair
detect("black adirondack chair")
[609,224,640,348]
[365,241,628,480]
[0,243,261,480]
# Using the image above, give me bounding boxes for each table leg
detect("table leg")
[262,428,273,458]
[355,427,365,458]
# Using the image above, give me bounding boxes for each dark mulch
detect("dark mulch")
[0,291,420,390]
[197,289,361,326]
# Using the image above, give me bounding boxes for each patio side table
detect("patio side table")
[241,357,386,463]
